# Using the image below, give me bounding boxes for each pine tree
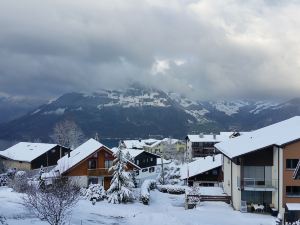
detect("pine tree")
[125,151,133,162]
[38,166,45,189]
[107,149,135,204]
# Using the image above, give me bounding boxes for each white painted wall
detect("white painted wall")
[278,147,285,217]
[272,146,280,210]
[231,162,241,210]
[69,176,88,187]
[223,155,232,196]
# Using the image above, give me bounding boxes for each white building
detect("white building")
[215,116,300,222]
[186,132,241,159]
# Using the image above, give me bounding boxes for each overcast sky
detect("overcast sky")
[0,0,300,101]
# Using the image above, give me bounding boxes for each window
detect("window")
[149,167,155,173]
[136,160,139,165]
[88,159,97,169]
[212,169,218,175]
[150,157,153,162]
[142,168,148,173]
[88,177,98,185]
[286,186,300,197]
[286,159,299,169]
[105,160,113,169]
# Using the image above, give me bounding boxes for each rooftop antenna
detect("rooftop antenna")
[94,132,100,141]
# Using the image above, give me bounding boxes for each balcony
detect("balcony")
[241,178,278,191]
[87,168,112,176]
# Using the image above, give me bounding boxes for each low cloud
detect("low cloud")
[0,0,299,100]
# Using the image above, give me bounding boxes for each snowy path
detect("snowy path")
[0,187,275,225]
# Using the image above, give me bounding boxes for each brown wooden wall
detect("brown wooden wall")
[282,141,300,206]
[64,147,136,177]
[239,146,273,166]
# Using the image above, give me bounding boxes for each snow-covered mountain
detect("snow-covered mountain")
[0,86,300,143]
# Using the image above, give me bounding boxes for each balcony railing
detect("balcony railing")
[87,168,112,176]
[241,178,278,191]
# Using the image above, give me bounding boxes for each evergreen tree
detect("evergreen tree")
[107,149,135,204]
[125,151,133,162]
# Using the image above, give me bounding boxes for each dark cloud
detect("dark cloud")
[0,0,299,100]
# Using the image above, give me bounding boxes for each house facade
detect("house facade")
[181,154,223,187]
[186,132,237,159]
[54,139,140,190]
[119,148,160,186]
[215,116,300,222]
[0,142,70,170]
[121,138,185,155]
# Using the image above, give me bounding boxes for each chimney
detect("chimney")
[199,133,204,138]
[68,148,71,158]
[213,134,216,140]
[213,155,215,161]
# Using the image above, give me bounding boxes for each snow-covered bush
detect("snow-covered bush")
[80,187,87,197]
[157,185,186,194]
[140,179,156,205]
[186,187,201,205]
[286,220,300,225]
[157,163,183,185]
[85,184,106,202]
[0,215,7,225]
[10,171,29,193]
[23,177,80,225]
[0,174,8,186]
[107,148,135,204]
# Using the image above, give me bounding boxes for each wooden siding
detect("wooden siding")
[236,147,273,166]
[31,146,70,169]
[282,141,300,207]
[134,151,158,168]
[187,166,223,183]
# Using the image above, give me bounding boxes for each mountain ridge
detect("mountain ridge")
[0,87,299,143]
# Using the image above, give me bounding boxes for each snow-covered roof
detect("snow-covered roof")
[122,139,159,149]
[286,203,300,211]
[187,132,234,143]
[161,138,184,145]
[156,158,171,165]
[180,154,222,180]
[0,142,57,162]
[55,139,141,175]
[56,138,103,174]
[111,147,160,159]
[215,116,300,159]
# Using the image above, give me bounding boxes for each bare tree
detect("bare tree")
[51,120,85,149]
[23,178,80,225]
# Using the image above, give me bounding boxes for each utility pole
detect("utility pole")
[161,154,164,185]
[185,137,189,186]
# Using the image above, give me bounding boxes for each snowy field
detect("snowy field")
[0,186,276,225]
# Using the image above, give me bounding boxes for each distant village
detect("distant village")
[1,116,300,224]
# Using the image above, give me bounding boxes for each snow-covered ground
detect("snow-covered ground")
[0,187,275,225]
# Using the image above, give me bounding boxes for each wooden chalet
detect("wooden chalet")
[54,138,140,190]
[0,142,70,170]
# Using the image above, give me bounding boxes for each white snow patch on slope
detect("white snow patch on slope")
[185,109,210,123]
[43,108,66,115]
[250,101,280,114]
[97,92,170,108]
[31,109,41,115]
[210,101,249,116]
